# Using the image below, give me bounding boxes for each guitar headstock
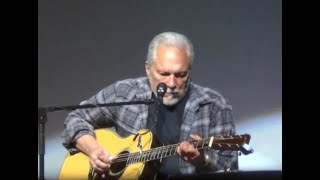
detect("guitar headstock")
[208,134,253,155]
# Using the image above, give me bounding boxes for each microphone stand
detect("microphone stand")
[38,99,154,180]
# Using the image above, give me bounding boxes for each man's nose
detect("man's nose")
[166,74,176,89]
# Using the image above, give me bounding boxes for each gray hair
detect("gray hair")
[146,32,194,68]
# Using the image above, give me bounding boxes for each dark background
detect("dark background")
[38,0,281,179]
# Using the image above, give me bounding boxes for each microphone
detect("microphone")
[156,83,167,104]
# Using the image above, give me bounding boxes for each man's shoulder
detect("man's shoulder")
[114,77,149,88]
[191,83,232,109]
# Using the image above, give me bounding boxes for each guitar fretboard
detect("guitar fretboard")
[111,134,250,165]
[126,138,212,165]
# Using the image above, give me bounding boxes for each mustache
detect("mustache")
[166,88,180,94]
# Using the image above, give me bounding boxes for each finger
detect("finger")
[99,155,114,164]
[177,142,189,155]
[183,156,189,161]
[181,142,196,153]
[90,160,107,173]
[190,134,202,141]
[96,150,115,164]
[91,157,111,170]
[179,141,190,152]
[176,145,181,155]
[183,143,200,158]
[92,154,113,170]
[97,150,111,162]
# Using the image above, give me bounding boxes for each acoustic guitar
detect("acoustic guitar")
[58,129,252,180]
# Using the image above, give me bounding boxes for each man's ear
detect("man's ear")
[145,61,150,75]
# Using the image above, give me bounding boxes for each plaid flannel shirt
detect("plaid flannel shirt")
[62,77,238,174]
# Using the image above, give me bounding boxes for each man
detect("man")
[62,32,238,179]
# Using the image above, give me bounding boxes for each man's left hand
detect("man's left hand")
[176,134,206,166]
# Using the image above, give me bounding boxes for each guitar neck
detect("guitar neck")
[125,137,213,165]
[112,134,251,165]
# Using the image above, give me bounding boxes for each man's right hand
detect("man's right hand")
[76,134,115,174]
[88,145,114,174]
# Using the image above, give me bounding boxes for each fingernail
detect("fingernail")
[109,156,114,161]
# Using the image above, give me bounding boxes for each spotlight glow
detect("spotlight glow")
[237,110,282,171]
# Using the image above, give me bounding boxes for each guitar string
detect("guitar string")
[110,139,206,163]
[110,136,243,160]
[111,138,209,160]
[113,135,244,161]
[111,143,180,163]
[111,139,243,164]
[112,134,242,162]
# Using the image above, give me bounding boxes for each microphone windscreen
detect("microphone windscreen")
[156,83,167,99]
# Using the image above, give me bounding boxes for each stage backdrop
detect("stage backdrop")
[38,0,282,179]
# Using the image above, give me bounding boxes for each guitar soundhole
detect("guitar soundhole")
[109,150,129,175]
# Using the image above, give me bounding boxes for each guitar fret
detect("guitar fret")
[159,148,164,159]
[137,152,141,163]
[165,147,169,156]
[154,148,157,159]
[149,150,154,160]
[134,152,139,163]
[156,147,161,159]
[161,147,167,158]
[146,150,151,161]
[199,140,203,148]
[200,139,206,148]
[166,146,171,156]
[131,153,135,164]
[127,153,132,165]
[169,146,173,156]
[170,145,176,156]
[162,147,166,158]
[136,152,140,163]
[127,154,130,165]
[172,145,176,155]
[142,151,146,162]
[150,150,154,160]
[143,151,148,162]
[160,147,164,159]
[150,149,157,160]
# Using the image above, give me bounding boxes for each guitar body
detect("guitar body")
[58,129,158,180]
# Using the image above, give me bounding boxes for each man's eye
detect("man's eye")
[160,73,170,76]
[175,73,187,78]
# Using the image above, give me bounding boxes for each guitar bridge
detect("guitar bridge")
[137,134,143,154]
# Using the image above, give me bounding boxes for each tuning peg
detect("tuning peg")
[242,143,254,155]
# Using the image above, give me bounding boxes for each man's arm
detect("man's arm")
[202,105,238,172]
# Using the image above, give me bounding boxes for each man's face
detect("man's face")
[145,44,190,106]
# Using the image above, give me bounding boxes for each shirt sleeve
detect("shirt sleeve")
[196,104,239,173]
[61,84,117,154]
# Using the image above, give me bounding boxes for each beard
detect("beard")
[148,75,190,106]
[162,88,182,106]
